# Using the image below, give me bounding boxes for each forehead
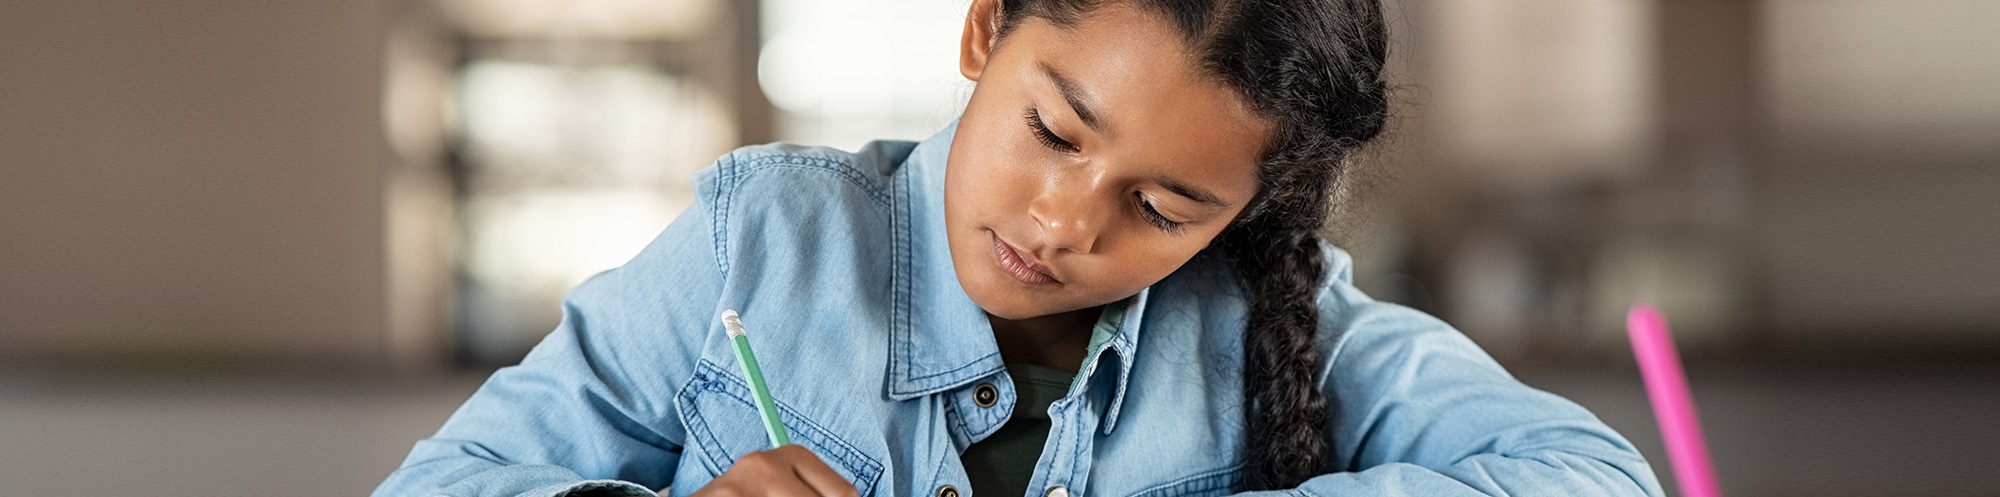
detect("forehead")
[1007,4,1271,196]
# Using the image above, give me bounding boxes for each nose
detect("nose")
[1027,172,1112,255]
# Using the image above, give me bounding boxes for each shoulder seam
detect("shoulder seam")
[734,154,893,208]
[711,152,735,281]
[706,149,895,282]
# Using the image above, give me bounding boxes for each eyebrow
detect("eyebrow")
[1040,63,1103,134]
[1155,175,1228,207]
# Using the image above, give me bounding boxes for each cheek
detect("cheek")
[1144,239,1206,277]
[1087,232,1213,297]
[948,136,1046,213]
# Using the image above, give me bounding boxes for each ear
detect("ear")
[960,0,1002,82]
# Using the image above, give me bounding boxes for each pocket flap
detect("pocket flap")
[678,360,884,496]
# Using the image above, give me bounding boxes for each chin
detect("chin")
[950,265,1078,322]
[971,279,1118,322]
[956,268,1053,320]
[979,296,1061,321]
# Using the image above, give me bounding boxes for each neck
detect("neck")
[987,306,1102,372]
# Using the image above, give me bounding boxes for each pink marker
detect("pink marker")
[1627,304,1723,497]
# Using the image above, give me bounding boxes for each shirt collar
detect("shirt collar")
[885,121,1148,431]
[886,121,1004,400]
[1085,289,1147,433]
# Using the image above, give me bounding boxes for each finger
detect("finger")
[695,449,803,497]
[773,445,860,497]
[758,469,826,497]
[704,450,819,497]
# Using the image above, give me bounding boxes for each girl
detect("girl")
[376,0,1663,496]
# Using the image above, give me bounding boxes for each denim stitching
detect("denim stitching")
[895,351,1003,394]
[952,375,1009,443]
[888,161,912,396]
[711,152,735,280]
[1045,399,1073,490]
[930,443,958,497]
[674,367,729,477]
[940,391,969,449]
[732,156,890,208]
[1126,464,1243,497]
[711,151,892,284]
[690,361,885,494]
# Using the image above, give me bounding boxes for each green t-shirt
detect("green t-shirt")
[962,301,1126,497]
[961,362,1072,497]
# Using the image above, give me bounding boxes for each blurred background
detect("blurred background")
[0,0,1994,495]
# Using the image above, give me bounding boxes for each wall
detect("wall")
[1759,0,2000,351]
[0,0,391,364]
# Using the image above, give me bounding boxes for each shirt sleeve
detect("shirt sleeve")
[372,168,729,497]
[1233,284,1666,497]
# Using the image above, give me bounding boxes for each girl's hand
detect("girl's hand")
[689,445,861,497]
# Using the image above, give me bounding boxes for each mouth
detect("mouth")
[990,230,1058,285]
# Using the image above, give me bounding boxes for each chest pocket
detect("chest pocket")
[1125,465,1241,497]
[677,360,885,496]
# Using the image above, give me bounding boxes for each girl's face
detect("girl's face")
[945,1,1272,320]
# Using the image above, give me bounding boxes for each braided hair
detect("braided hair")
[994,0,1389,489]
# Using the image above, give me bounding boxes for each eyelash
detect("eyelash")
[1023,108,1079,154]
[1135,192,1186,235]
[1022,106,1185,235]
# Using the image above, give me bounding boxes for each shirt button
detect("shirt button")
[973,383,998,407]
[938,484,960,497]
[1045,485,1069,497]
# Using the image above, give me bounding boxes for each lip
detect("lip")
[990,230,1058,285]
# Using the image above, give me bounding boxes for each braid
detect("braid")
[1217,127,1345,489]
[1223,225,1333,489]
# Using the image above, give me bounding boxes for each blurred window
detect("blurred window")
[432,0,738,363]
[758,0,967,150]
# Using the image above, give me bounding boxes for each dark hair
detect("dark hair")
[995,0,1389,490]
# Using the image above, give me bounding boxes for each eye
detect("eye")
[1023,107,1079,154]
[1134,192,1187,235]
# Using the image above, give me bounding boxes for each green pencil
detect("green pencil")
[719,309,791,447]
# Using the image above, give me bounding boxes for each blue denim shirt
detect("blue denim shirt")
[374,123,1663,497]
